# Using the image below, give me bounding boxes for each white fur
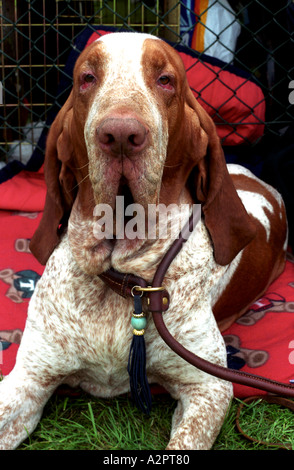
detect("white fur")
[238,190,273,241]
[228,163,284,210]
[228,164,284,242]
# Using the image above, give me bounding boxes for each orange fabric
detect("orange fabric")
[191,0,209,52]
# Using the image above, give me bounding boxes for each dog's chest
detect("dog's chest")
[70,281,137,381]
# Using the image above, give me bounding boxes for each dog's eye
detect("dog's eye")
[157,75,174,91]
[80,72,96,91]
[84,74,95,83]
[159,76,170,86]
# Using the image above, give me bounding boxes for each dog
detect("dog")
[0,32,287,450]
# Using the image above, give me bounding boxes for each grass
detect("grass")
[19,392,174,451]
[17,391,294,451]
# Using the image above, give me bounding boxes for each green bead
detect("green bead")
[131,316,147,330]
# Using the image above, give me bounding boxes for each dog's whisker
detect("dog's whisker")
[163,163,182,169]
[74,162,89,170]
[71,173,90,191]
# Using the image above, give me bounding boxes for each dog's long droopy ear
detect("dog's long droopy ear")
[29,92,77,265]
[186,87,256,266]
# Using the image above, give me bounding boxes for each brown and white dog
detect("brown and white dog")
[0,33,287,450]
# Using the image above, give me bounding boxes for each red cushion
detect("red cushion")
[0,208,44,375]
[223,257,294,397]
[183,53,265,145]
[0,168,45,212]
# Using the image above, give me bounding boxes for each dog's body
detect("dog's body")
[0,33,287,450]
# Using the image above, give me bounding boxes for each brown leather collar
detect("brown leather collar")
[99,269,170,312]
[99,213,294,398]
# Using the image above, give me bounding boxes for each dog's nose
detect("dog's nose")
[97,117,149,156]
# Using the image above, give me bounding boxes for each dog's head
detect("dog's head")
[30,32,255,274]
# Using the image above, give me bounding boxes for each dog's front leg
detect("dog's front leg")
[0,311,73,449]
[166,379,232,450]
[0,364,57,450]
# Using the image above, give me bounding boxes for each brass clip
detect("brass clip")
[131,285,165,297]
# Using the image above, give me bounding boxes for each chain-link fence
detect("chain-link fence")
[0,0,293,165]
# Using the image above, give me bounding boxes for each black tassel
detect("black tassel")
[127,294,152,415]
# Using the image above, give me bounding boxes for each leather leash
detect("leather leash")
[99,213,294,399]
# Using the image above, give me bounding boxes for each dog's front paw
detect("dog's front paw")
[0,374,45,449]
